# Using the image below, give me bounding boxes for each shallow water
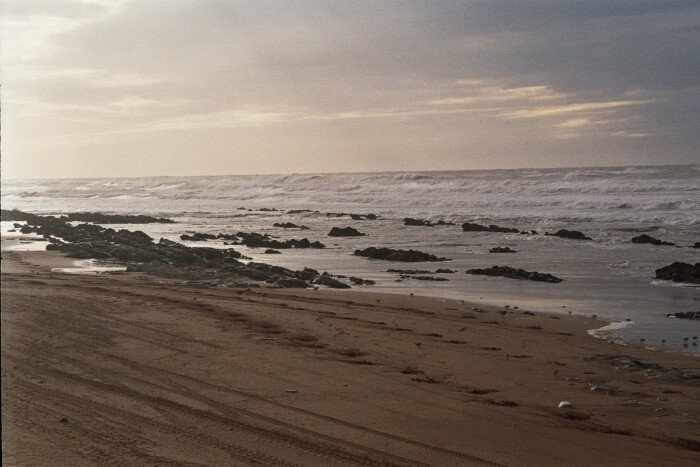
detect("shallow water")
[2,165,699,353]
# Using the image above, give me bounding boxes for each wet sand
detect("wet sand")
[2,249,699,466]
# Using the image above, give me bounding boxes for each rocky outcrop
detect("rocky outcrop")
[654,262,700,284]
[544,229,591,240]
[234,232,325,249]
[403,218,455,227]
[180,233,217,241]
[273,222,309,230]
[64,212,175,224]
[313,275,351,289]
[466,266,563,283]
[631,234,676,246]
[692,242,700,249]
[462,222,519,233]
[354,247,449,262]
[1,209,175,225]
[387,268,455,274]
[6,210,347,290]
[264,249,281,254]
[349,276,376,285]
[666,311,700,320]
[328,226,366,237]
[489,247,517,253]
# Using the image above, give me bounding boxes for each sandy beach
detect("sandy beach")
[2,248,698,466]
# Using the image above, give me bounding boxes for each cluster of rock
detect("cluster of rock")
[466,265,563,283]
[354,247,450,262]
[2,210,357,289]
[666,311,699,320]
[1,209,174,225]
[462,222,520,233]
[400,275,449,281]
[489,246,517,253]
[654,262,699,284]
[273,222,310,230]
[544,229,591,240]
[403,218,455,227]
[328,226,366,237]
[64,212,175,224]
[631,234,675,246]
[326,212,378,220]
[179,231,325,249]
[387,268,456,274]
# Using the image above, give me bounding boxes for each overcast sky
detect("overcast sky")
[1,0,698,179]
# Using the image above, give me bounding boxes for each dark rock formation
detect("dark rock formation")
[435,269,456,273]
[545,229,591,240]
[466,265,563,283]
[326,212,378,220]
[328,226,366,237]
[65,212,175,224]
[654,262,700,284]
[355,247,449,262]
[666,311,700,320]
[313,275,351,289]
[1,209,174,225]
[349,276,376,285]
[234,232,325,249]
[631,234,675,246]
[462,222,519,233]
[6,209,346,290]
[402,275,449,281]
[273,222,309,230]
[489,247,517,253]
[180,232,217,241]
[692,242,700,249]
[264,249,281,254]
[403,218,455,227]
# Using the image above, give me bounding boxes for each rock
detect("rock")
[403,218,455,227]
[462,222,519,233]
[235,232,325,249]
[406,275,449,281]
[326,212,377,220]
[328,226,366,237]
[466,265,563,283]
[65,212,175,224]
[294,267,320,281]
[435,269,456,273]
[274,278,309,288]
[545,229,591,240]
[387,268,432,274]
[314,275,351,289]
[654,262,700,284]
[692,242,700,248]
[631,234,675,246]
[666,312,700,320]
[354,247,450,262]
[489,246,517,253]
[264,249,281,254]
[349,276,375,285]
[558,401,574,409]
[273,222,309,230]
[180,232,217,241]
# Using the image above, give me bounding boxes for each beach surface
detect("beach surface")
[2,249,699,466]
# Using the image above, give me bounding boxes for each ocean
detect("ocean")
[2,164,699,352]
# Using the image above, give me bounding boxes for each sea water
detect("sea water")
[2,165,698,352]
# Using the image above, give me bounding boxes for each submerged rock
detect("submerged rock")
[466,265,563,283]
[328,226,366,237]
[666,311,700,320]
[654,262,700,284]
[180,232,217,241]
[489,246,517,253]
[545,229,591,240]
[462,222,519,233]
[355,247,450,262]
[313,275,351,289]
[65,212,175,224]
[631,234,675,246]
[264,249,281,254]
[349,276,376,285]
[403,218,455,227]
[273,222,309,230]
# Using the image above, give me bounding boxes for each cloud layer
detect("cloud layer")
[1,0,698,178]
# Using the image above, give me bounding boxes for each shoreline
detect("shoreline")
[3,248,699,465]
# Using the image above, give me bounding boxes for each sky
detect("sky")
[1,0,698,179]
